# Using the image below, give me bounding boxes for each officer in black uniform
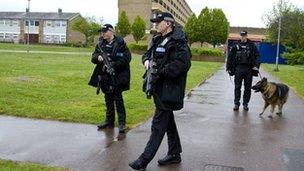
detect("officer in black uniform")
[226,30,260,111]
[129,12,191,170]
[89,24,131,133]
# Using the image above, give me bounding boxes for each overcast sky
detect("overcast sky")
[0,0,303,28]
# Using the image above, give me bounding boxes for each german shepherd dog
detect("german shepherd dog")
[252,77,289,118]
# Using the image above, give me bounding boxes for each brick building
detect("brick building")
[118,0,194,30]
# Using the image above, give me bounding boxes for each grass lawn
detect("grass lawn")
[263,64,304,99]
[0,159,67,171]
[0,42,93,52]
[0,51,222,127]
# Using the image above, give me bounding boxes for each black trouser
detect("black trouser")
[234,65,253,106]
[139,108,182,163]
[104,91,126,125]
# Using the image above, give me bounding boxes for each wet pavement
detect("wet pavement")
[0,66,304,171]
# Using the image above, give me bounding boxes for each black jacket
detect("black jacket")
[88,36,131,93]
[226,39,260,76]
[143,27,191,111]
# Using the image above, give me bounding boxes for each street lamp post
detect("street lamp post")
[274,0,282,71]
[27,0,30,53]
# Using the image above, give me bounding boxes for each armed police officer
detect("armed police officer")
[88,24,131,133]
[226,30,260,111]
[129,12,191,170]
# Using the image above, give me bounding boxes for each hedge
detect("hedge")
[128,43,224,57]
[283,51,304,65]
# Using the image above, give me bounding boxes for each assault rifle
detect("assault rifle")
[96,43,115,95]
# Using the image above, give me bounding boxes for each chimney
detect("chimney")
[58,8,62,14]
[26,8,29,13]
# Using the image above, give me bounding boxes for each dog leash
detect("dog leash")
[258,71,263,79]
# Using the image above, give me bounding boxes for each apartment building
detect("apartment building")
[118,0,194,30]
[0,9,84,44]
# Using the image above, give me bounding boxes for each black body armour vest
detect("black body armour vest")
[102,41,114,57]
[235,43,251,65]
[153,37,171,67]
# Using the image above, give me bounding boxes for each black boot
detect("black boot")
[158,154,181,166]
[233,105,239,111]
[243,104,249,111]
[129,158,147,170]
[119,124,126,133]
[97,122,114,130]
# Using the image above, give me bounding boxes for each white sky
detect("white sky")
[0,0,303,28]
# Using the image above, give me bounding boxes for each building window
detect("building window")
[55,21,61,27]
[46,21,52,27]
[54,35,60,43]
[12,20,19,26]
[5,33,11,39]
[30,20,34,26]
[61,21,67,27]
[4,20,10,26]
[60,35,66,42]
[0,20,4,25]
[13,34,18,39]
[35,21,39,26]
[0,33,4,39]
[44,35,52,43]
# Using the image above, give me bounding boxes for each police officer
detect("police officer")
[88,24,131,133]
[129,12,191,170]
[226,30,260,111]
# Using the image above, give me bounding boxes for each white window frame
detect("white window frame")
[12,20,19,26]
[30,20,35,26]
[61,21,67,27]
[55,21,61,27]
[46,21,52,27]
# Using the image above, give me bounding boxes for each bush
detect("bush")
[128,43,148,52]
[127,43,224,58]
[191,47,224,57]
[283,51,304,65]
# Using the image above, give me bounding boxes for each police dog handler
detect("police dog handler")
[226,30,260,111]
[129,12,191,170]
[89,24,131,133]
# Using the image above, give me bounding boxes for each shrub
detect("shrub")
[127,43,224,58]
[191,47,224,57]
[128,43,148,52]
[283,51,304,65]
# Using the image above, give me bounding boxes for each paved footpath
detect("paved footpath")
[1,67,304,171]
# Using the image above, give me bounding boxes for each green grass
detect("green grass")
[186,61,223,91]
[0,159,67,171]
[263,64,304,98]
[0,42,93,52]
[0,51,222,127]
